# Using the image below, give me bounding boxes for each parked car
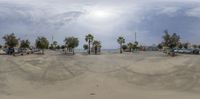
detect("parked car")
[30,48,40,53]
[0,49,6,55]
[177,49,184,53]
[172,48,180,53]
[6,48,15,55]
[174,48,199,54]
[182,49,192,54]
[19,48,32,55]
[192,49,199,54]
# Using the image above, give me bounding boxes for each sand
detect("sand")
[0,50,200,99]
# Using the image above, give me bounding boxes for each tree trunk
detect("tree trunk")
[88,40,91,54]
[120,44,122,54]
[42,49,44,54]
[95,46,97,55]
[99,48,101,53]
[73,49,75,55]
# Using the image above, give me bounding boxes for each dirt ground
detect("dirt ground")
[0,50,200,99]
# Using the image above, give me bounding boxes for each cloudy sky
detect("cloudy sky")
[0,0,200,49]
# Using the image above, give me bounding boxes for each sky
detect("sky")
[0,0,200,49]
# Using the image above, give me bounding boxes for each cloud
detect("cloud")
[186,7,200,18]
[0,2,84,34]
[0,0,200,48]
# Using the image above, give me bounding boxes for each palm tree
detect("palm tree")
[117,36,125,54]
[85,34,94,54]
[64,37,79,55]
[93,40,101,54]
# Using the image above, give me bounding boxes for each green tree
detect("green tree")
[157,43,163,50]
[0,44,2,49]
[122,44,128,51]
[83,44,88,50]
[127,42,133,52]
[133,41,139,51]
[193,44,197,49]
[177,43,183,49]
[20,40,30,48]
[162,30,171,48]
[183,43,189,49]
[117,36,125,54]
[85,34,94,54]
[64,37,79,55]
[93,40,101,54]
[49,44,54,49]
[170,33,180,48]
[53,41,57,49]
[3,33,19,48]
[61,45,66,49]
[35,36,49,54]
[56,45,60,49]
[162,30,180,49]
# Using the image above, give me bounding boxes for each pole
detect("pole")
[135,32,137,42]
[52,35,54,44]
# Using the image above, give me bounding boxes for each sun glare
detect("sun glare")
[92,10,111,18]
[88,9,115,20]
[83,7,119,24]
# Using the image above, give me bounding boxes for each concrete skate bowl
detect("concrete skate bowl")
[110,56,200,92]
[6,57,87,83]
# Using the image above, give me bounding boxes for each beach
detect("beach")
[0,50,200,99]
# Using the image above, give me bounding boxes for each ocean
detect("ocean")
[74,49,119,53]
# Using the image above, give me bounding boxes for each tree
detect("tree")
[0,45,2,49]
[117,36,125,54]
[35,36,49,54]
[64,37,79,55]
[198,45,200,49]
[157,43,163,50]
[83,44,88,50]
[177,43,183,49]
[49,44,54,49]
[56,45,60,49]
[162,30,171,48]
[85,34,94,54]
[127,42,133,52]
[193,44,197,49]
[122,44,128,51]
[3,33,19,48]
[92,40,101,54]
[133,41,139,51]
[61,45,66,49]
[20,40,30,48]
[170,33,180,48]
[162,30,180,49]
[183,43,189,49]
[53,41,57,49]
